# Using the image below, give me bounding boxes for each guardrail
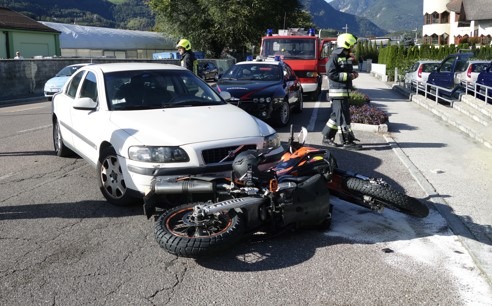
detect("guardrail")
[410,80,456,106]
[463,81,492,104]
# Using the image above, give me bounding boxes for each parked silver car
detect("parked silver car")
[404,60,440,90]
[456,60,489,88]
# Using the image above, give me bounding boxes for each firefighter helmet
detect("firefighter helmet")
[337,33,358,49]
[176,38,192,51]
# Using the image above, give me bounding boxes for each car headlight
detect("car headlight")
[253,97,272,103]
[263,133,281,149]
[128,146,190,163]
[306,72,319,78]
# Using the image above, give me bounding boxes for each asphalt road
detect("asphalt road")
[0,96,491,305]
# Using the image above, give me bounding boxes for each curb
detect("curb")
[351,122,388,133]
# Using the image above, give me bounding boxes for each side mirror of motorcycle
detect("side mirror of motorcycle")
[297,126,308,144]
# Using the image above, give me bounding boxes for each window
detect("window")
[432,12,439,24]
[440,57,455,73]
[80,72,98,102]
[441,12,449,23]
[66,71,84,98]
[425,14,432,25]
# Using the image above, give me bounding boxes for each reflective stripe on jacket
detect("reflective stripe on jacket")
[327,47,354,99]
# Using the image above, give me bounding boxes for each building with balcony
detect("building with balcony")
[422,0,492,46]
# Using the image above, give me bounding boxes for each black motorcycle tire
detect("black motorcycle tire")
[154,203,246,258]
[345,177,429,218]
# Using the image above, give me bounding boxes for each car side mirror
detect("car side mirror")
[219,91,231,101]
[73,97,98,110]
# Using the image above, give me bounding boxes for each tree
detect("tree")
[148,0,314,58]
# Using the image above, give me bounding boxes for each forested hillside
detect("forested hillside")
[0,0,154,30]
[1,0,387,36]
[330,0,422,32]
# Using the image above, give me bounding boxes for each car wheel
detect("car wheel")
[293,91,303,113]
[97,147,136,206]
[53,119,73,157]
[272,100,290,127]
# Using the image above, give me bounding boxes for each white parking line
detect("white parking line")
[0,105,45,113]
[307,100,320,131]
[17,124,52,134]
[0,173,13,181]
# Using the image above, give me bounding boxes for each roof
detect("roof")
[446,0,462,12]
[462,0,492,21]
[40,21,176,50]
[0,7,60,33]
[446,0,492,20]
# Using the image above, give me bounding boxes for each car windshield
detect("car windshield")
[104,69,225,110]
[55,65,83,77]
[261,38,316,59]
[221,64,282,81]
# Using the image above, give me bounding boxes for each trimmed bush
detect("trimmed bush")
[350,103,389,125]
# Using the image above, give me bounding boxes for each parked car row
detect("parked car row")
[405,52,492,102]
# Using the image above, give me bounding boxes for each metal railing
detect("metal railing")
[410,80,455,106]
[463,81,492,104]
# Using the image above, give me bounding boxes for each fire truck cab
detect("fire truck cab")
[260,28,336,100]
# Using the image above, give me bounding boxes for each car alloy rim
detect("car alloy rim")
[54,122,61,152]
[281,102,289,123]
[100,155,126,199]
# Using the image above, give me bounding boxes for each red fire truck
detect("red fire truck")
[260,28,336,100]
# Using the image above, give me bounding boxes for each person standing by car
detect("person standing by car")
[176,38,198,75]
[322,33,361,150]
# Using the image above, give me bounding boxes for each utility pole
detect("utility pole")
[342,24,349,33]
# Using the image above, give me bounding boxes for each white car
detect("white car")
[52,62,284,206]
[455,60,489,87]
[44,63,89,100]
[404,60,440,91]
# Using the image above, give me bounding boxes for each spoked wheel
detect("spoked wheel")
[272,100,291,127]
[344,177,429,218]
[155,203,245,257]
[293,91,303,113]
[97,147,136,206]
[53,119,73,157]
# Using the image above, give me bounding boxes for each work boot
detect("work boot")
[322,128,339,147]
[322,137,339,147]
[343,141,362,150]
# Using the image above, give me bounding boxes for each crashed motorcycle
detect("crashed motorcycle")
[144,126,429,258]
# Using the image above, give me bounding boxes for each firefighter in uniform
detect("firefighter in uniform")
[176,38,198,75]
[322,33,361,150]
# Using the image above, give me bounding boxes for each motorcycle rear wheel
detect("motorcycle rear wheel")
[155,203,245,257]
[345,177,429,218]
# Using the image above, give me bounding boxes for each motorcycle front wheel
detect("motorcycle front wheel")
[154,203,245,258]
[345,177,429,218]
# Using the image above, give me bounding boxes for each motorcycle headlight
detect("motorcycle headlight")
[263,133,281,149]
[128,146,190,163]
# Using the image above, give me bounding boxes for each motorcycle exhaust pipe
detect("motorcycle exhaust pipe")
[154,180,214,194]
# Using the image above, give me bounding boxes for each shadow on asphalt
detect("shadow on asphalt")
[0,200,142,220]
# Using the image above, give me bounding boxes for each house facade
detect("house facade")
[422,0,492,46]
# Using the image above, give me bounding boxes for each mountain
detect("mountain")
[329,0,422,32]
[0,0,154,30]
[300,0,387,37]
[0,0,390,37]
